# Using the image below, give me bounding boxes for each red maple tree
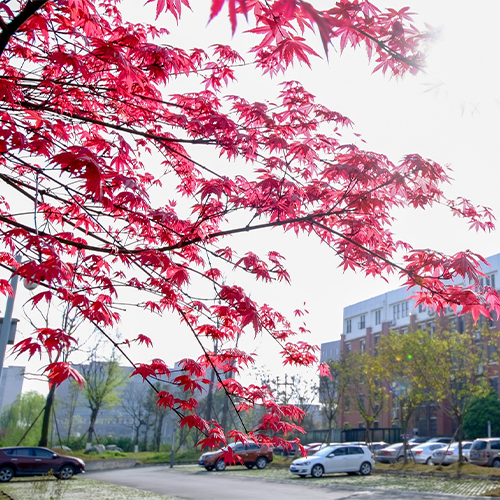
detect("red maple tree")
[0,0,498,452]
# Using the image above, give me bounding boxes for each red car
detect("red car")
[0,446,85,482]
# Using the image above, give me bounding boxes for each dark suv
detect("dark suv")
[199,442,273,471]
[469,438,500,467]
[0,447,85,482]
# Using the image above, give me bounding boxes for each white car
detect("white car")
[431,441,473,465]
[411,443,446,464]
[290,444,375,478]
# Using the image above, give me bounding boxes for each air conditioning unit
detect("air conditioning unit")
[389,320,396,327]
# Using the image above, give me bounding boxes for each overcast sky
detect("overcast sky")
[5,1,500,394]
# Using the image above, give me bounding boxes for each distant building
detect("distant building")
[53,362,191,446]
[320,340,341,363]
[320,252,500,438]
[0,366,25,412]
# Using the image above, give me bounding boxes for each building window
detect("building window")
[418,304,424,313]
[403,302,409,317]
[375,310,381,325]
[360,339,365,353]
[358,422,365,429]
[393,304,401,320]
[346,319,352,333]
[359,394,365,407]
[345,342,351,353]
[359,315,366,329]
[345,398,350,412]
[488,343,498,364]
[490,376,499,395]
[374,421,379,429]
[430,417,437,436]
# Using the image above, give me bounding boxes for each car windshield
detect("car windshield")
[313,446,337,457]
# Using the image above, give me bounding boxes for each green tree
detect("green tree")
[426,324,495,462]
[80,350,125,446]
[463,391,500,440]
[377,329,436,463]
[0,391,46,446]
[319,359,348,444]
[344,352,387,443]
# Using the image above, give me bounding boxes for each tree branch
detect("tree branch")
[0,0,50,57]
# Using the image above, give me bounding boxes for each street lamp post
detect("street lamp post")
[0,254,22,380]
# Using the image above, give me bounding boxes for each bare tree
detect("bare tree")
[121,384,149,449]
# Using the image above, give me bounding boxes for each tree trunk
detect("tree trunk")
[154,412,165,452]
[87,407,99,445]
[38,384,56,447]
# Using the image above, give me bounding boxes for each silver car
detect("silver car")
[431,441,473,465]
[375,442,418,463]
[411,443,447,464]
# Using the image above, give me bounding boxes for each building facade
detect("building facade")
[321,252,500,438]
[0,366,24,413]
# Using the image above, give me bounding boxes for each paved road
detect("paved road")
[86,466,494,500]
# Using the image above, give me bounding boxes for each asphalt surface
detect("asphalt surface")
[86,466,499,500]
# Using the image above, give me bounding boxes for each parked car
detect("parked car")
[344,441,389,453]
[198,442,273,471]
[469,438,500,467]
[431,441,473,465]
[425,437,453,444]
[273,441,298,457]
[290,444,375,478]
[302,443,325,456]
[0,446,85,482]
[408,437,430,444]
[410,443,447,464]
[375,442,419,463]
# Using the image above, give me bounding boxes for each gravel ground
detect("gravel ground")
[1,478,178,500]
[186,464,500,497]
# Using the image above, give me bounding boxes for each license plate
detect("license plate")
[473,454,479,458]
[435,452,442,457]
[290,467,298,472]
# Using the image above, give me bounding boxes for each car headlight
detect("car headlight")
[296,461,310,466]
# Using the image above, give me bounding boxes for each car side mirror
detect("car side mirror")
[53,453,58,459]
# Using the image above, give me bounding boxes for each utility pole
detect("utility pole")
[276,374,293,405]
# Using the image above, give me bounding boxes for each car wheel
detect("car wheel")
[425,457,432,465]
[493,459,500,468]
[215,459,226,472]
[58,465,75,480]
[245,464,254,469]
[311,464,324,478]
[205,466,213,471]
[255,457,267,469]
[0,467,14,482]
[359,462,372,476]
[396,456,404,463]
